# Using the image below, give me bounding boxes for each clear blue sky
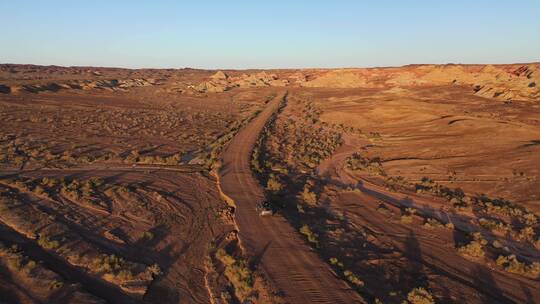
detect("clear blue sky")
[1,1,539,69]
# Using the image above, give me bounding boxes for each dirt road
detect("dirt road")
[219,92,365,304]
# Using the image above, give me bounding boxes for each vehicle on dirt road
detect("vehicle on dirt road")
[256,201,275,216]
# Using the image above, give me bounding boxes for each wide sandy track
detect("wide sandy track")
[219,91,365,304]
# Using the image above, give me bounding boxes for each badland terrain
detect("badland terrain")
[0,63,539,304]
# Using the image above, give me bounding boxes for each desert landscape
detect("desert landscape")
[0,62,538,304]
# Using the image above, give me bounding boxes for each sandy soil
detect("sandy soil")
[1,63,538,304]
[314,85,540,212]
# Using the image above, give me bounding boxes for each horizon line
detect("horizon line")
[2,61,539,71]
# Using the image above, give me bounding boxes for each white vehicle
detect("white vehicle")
[255,201,275,216]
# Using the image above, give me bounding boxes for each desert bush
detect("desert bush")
[50,280,64,290]
[0,243,65,289]
[423,218,443,229]
[415,179,536,234]
[406,287,435,304]
[89,177,104,188]
[400,208,416,224]
[0,242,39,277]
[165,152,183,165]
[33,185,49,198]
[480,197,529,218]
[329,257,344,268]
[61,186,81,201]
[492,239,504,249]
[4,248,24,270]
[343,270,364,287]
[367,132,382,141]
[376,203,392,215]
[415,178,470,208]
[147,263,162,277]
[116,269,135,281]
[94,254,129,275]
[262,97,342,173]
[385,176,408,192]
[458,233,486,259]
[81,180,96,197]
[347,153,385,176]
[300,185,317,205]
[266,174,283,193]
[251,152,263,174]
[104,255,154,283]
[478,217,510,233]
[37,234,60,250]
[92,253,157,283]
[141,231,154,241]
[514,226,536,243]
[522,213,537,226]
[23,260,37,275]
[496,254,540,278]
[41,177,59,188]
[215,249,254,302]
[300,225,319,246]
[401,214,414,224]
[135,153,183,166]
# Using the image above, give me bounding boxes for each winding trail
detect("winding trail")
[219,92,365,304]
